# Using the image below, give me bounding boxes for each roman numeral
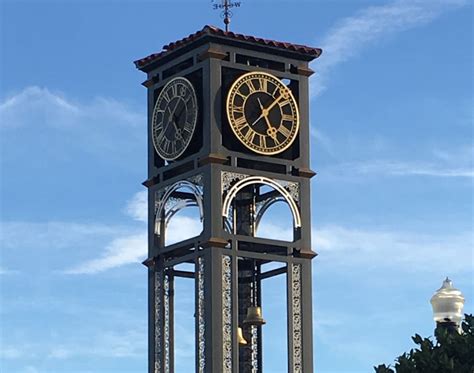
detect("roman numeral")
[244,129,255,143]
[281,114,294,122]
[154,122,163,133]
[184,121,194,134]
[278,125,291,138]
[247,80,257,94]
[258,78,268,92]
[170,140,176,155]
[232,104,244,114]
[162,91,171,103]
[170,84,178,97]
[234,115,248,130]
[236,90,247,100]
[162,139,171,153]
[278,99,291,108]
[258,134,267,148]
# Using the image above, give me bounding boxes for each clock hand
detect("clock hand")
[249,98,266,127]
[157,101,180,145]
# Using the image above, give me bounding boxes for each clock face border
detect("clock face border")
[151,76,198,161]
[226,71,300,156]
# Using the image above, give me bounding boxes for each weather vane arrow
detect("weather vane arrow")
[211,0,242,32]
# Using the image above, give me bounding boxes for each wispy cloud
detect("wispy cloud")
[314,225,473,274]
[315,142,473,178]
[0,86,143,129]
[330,159,473,178]
[0,221,128,251]
[63,233,147,274]
[0,86,146,166]
[312,0,468,96]
[124,191,148,223]
[2,328,146,361]
[63,191,203,274]
[337,160,474,178]
[47,328,146,359]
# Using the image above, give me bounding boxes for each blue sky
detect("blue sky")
[0,0,472,372]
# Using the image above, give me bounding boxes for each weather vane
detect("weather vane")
[211,0,242,32]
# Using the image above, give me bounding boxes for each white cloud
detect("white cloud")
[314,225,473,274]
[310,128,335,156]
[63,214,203,274]
[0,86,143,129]
[63,233,147,274]
[311,0,468,96]
[125,191,148,223]
[3,329,146,361]
[63,189,203,273]
[0,86,146,166]
[0,221,127,251]
[51,328,146,359]
[330,159,473,178]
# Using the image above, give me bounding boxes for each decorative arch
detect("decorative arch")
[255,196,287,231]
[155,180,204,236]
[222,176,301,229]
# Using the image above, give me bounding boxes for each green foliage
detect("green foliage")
[374,314,474,373]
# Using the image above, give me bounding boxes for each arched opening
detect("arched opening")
[165,204,202,246]
[255,199,294,242]
[222,176,300,242]
[155,181,204,247]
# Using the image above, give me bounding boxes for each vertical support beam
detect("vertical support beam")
[231,248,240,372]
[196,254,206,373]
[222,253,234,373]
[301,260,314,373]
[148,266,156,373]
[203,247,227,373]
[299,178,313,255]
[287,261,303,373]
[168,273,175,373]
[298,73,310,170]
[153,259,166,373]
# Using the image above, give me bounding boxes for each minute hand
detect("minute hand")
[263,94,283,113]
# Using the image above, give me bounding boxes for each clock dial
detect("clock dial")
[226,72,299,155]
[152,77,198,160]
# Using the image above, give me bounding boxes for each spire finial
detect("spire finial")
[212,0,242,32]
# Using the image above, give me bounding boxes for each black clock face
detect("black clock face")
[152,77,198,160]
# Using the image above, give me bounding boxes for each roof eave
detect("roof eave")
[134,33,321,73]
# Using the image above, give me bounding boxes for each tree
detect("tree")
[374,314,474,373]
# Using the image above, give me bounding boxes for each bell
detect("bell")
[237,327,247,345]
[243,306,266,326]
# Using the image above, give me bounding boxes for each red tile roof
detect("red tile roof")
[134,25,322,70]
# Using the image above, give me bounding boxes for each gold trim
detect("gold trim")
[226,71,300,155]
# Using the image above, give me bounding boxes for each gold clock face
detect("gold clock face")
[226,72,299,155]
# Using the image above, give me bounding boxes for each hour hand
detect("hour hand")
[250,98,267,127]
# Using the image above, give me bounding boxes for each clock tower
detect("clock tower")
[135,25,321,373]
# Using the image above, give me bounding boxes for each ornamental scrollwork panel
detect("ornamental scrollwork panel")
[222,255,233,373]
[197,257,206,373]
[291,263,303,373]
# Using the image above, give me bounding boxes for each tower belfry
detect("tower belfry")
[135,25,321,373]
